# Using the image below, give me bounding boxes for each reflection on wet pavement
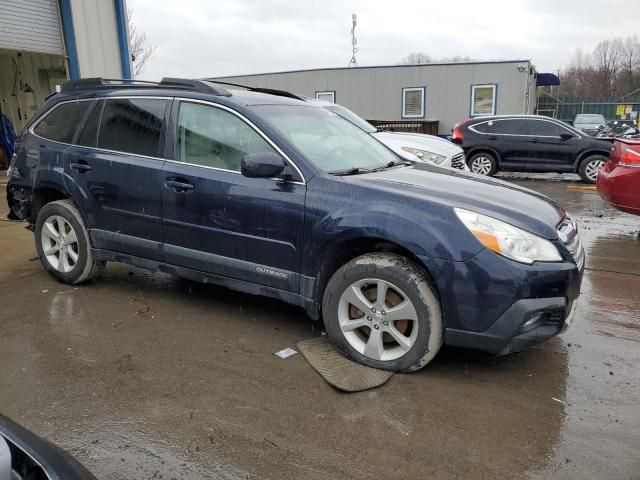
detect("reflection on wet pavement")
[1,178,639,479]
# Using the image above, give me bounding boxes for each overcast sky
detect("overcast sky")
[128,0,640,80]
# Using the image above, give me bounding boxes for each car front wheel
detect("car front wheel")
[467,152,497,176]
[35,200,106,284]
[322,253,443,372]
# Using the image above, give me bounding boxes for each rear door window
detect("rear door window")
[526,119,565,137]
[97,98,168,157]
[491,119,525,135]
[33,101,93,144]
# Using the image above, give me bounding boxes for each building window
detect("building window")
[402,87,425,118]
[471,84,497,116]
[315,91,335,103]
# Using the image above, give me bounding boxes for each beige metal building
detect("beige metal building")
[214,60,539,135]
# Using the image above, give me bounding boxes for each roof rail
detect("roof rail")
[59,77,231,96]
[201,79,304,100]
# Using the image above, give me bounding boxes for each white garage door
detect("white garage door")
[0,0,65,56]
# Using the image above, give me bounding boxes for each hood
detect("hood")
[345,164,565,239]
[372,131,462,156]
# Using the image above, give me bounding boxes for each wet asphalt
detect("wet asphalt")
[0,173,639,479]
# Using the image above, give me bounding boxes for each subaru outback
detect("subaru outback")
[6,78,584,372]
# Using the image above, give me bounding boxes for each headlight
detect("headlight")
[401,147,446,164]
[454,208,562,264]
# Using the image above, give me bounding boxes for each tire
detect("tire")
[322,253,443,372]
[467,152,498,176]
[35,199,106,284]
[578,154,607,184]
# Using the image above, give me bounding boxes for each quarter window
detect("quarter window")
[177,102,277,172]
[97,98,167,157]
[402,87,425,118]
[471,85,496,116]
[33,101,93,143]
[315,91,335,103]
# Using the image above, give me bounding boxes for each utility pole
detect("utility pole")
[348,14,358,68]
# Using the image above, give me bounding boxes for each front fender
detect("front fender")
[302,176,485,283]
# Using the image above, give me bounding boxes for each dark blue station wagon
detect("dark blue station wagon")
[6,78,584,371]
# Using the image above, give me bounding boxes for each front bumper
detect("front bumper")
[419,241,584,355]
[445,296,578,355]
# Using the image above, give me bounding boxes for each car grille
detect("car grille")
[557,217,585,270]
[451,153,466,170]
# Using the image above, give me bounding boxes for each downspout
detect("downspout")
[58,0,80,79]
[113,0,132,79]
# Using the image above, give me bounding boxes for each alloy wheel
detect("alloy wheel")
[40,215,80,273]
[337,278,419,361]
[585,159,605,182]
[470,156,493,175]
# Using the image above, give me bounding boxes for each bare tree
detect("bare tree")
[128,9,156,78]
[399,52,475,65]
[399,52,432,64]
[620,36,640,93]
[439,55,474,63]
[592,39,623,94]
[559,36,640,98]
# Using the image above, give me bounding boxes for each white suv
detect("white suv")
[306,99,468,171]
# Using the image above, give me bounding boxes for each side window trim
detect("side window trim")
[30,95,305,182]
[30,96,170,161]
[170,99,305,183]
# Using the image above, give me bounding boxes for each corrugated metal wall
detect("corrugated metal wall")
[214,62,535,135]
[0,0,65,56]
[69,0,124,78]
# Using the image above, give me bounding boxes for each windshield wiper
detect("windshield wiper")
[331,167,372,176]
[370,160,412,172]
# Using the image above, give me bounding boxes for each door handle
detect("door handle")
[488,136,497,140]
[529,138,539,143]
[165,179,194,192]
[70,162,92,172]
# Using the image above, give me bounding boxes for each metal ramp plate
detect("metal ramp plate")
[297,337,393,392]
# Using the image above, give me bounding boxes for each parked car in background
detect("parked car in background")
[573,113,607,136]
[597,138,640,216]
[306,98,468,171]
[451,115,612,183]
[7,78,583,372]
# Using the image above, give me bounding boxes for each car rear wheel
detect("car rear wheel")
[468,152,497,176]
[578,155,607,183]
[322,253,443,372]
[35,200,106,284]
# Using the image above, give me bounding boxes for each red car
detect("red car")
[597,138,640,216]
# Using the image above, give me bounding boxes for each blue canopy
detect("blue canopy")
[536,73,560,87]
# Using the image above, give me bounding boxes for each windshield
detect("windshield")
[575,115,605,125]
[324,105,377,133]
[254,105,399,173]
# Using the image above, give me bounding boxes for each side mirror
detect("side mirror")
[241,152,285,178]
[560,133,574,141]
